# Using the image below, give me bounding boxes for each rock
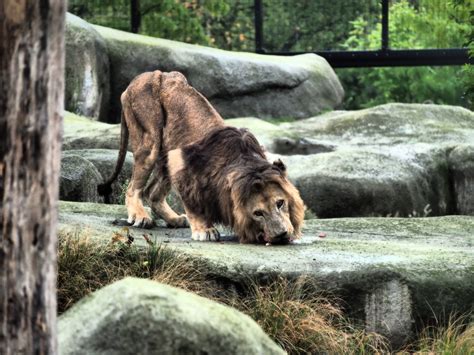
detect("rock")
[58,201,474,345]
[89,22,343,122]
[63,111,123,150]
[448,145,474,215]
[58,278,284,355]
[273,103,474,148]
[63,149,133,204]
[233,104,474,217]
[60,155,103,203]
[65,13,110,121]
[268,148,451,218]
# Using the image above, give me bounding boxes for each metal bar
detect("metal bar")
[254,0,264,53]
[381,0,389,51]
[263,49,472,68]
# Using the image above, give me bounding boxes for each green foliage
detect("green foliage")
[339,0,471,109]
[262,0,379,52]
[68,0,254,49]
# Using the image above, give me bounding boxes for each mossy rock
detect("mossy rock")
[63,149,133,204]
[58,278,285,355]
[448,145,474,214]
[63,111,122,150]
[89,22,343,122]
[65,13,110,121]
[59,155,103,203]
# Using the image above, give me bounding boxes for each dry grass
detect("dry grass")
[57,230,472,355]
[233,276,389,354]
[57,229,215,312]
[398,315,474,355]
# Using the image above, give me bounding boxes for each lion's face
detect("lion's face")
[246,183,296,244]
[231,160,305,244]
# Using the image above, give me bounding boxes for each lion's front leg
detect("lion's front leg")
[126,184,154,228]
[184,209,220,242]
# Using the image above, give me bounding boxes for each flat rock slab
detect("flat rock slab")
[59,201,474,345]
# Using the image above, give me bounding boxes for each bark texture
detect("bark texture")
[0,1,65,354]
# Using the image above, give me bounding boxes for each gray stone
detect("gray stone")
[448,145,474,215]
[365,280,413,347]
[60,155,103,203]
[58,277,284,355]
[65,13,110,121]
[63,149,133,204]
[272,103,474,148]
[267,147,452,218]
[58,201,474,345]
[89,22,343,122]
[63,111,123,151]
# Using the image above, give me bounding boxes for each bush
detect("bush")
[338,0,471,109]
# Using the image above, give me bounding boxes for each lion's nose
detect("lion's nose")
[274,231,288,240]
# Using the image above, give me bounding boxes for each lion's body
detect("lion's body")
[99,70,305,243]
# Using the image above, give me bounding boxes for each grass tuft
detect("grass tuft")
[402,315,474,355]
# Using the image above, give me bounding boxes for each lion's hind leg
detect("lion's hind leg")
[145,167,188,228]
[126,147,158,228]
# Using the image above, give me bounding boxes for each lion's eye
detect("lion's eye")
[276,199,285,209]
[253,210,264,217]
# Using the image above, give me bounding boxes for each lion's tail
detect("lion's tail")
[97,110,129,203]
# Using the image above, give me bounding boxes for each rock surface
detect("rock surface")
[63,149,133,204]
[63,111,122,151]
[59,277,284,355]
[60,155,103,203]
[65,13,110,121]
[86,21,343,122]
[58,201,474,345]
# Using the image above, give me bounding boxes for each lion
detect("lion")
[98,70,305,244]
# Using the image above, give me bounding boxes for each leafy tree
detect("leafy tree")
[262,0,379,52]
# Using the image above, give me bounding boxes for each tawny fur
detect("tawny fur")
[99,70,305,243]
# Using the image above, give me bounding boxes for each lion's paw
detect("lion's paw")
[166,214,189,228]
[191,227,220,242]
[131,216,155,229]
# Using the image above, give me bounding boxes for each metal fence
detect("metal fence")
[254,0,472,67]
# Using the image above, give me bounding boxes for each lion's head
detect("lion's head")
[229,159,305,244]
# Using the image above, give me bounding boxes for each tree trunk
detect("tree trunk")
[130,0,141,33]
[0,1,65,354]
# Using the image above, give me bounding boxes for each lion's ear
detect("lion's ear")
[273,159,287,176]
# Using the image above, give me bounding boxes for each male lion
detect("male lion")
[98,70,305,244]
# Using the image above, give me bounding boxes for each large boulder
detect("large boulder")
[58,278,284,355]
[65,13,110,121]
[87,22,343,122]
[268,147,451,218]
[60,155,103,203]
[63,149,133,204]
[63,111,122,150]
